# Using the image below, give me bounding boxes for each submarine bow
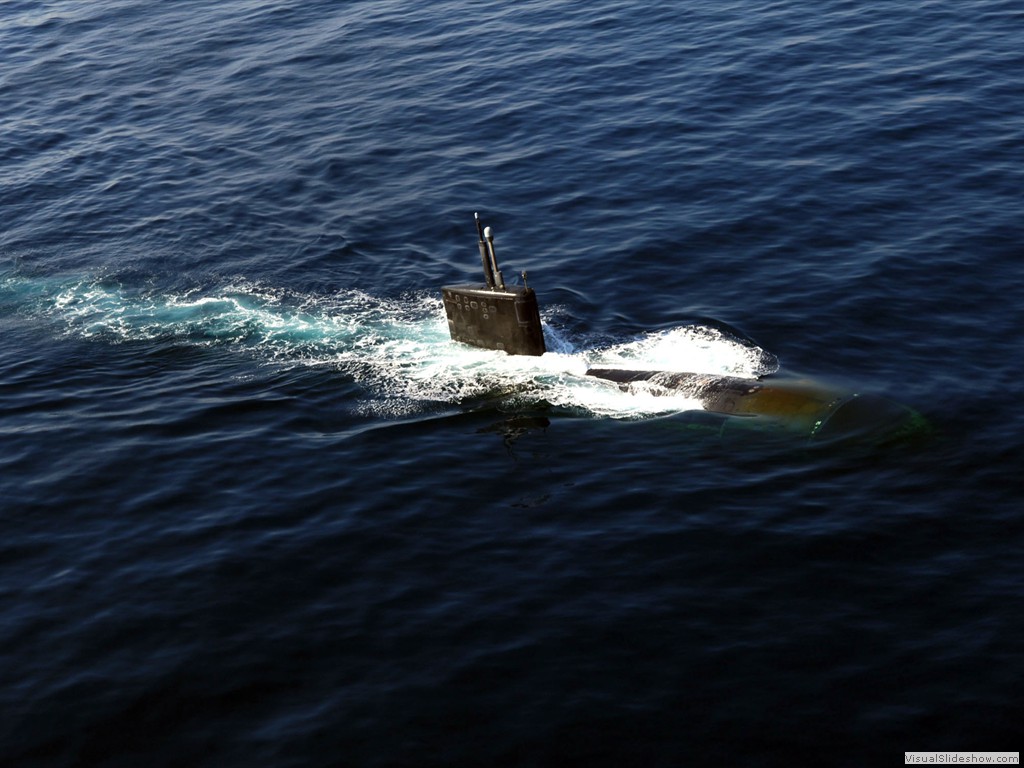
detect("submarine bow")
[584,368,924,442]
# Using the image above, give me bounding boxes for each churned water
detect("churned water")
[2,1,1022,765]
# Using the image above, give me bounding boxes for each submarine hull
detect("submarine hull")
[585,368,924,442]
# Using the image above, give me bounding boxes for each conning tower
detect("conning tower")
[441,214,546,356]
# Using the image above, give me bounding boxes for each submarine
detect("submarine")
[442,214,925,442]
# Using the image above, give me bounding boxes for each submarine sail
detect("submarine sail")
[441,214,546,356]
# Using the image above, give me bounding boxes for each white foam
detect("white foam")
[37,277,777,419]
[587,325,774,378]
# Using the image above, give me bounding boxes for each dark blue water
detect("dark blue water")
[2,1,1022,765]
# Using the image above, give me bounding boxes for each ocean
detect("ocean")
[1,1,1021,765]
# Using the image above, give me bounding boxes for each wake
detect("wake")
[3,273,778,419]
